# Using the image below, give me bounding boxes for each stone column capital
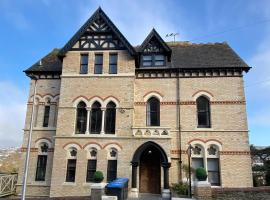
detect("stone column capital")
[131,161,139,167]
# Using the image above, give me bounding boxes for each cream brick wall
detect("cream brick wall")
[18,49,253,197]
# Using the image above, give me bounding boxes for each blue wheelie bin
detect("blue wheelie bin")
[105,178,129,200]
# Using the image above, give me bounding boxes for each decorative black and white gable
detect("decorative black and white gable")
[138,29,171,68]
[58,7,136,57]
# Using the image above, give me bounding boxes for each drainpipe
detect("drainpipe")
[176,69,182,181]
[21,75,38,200]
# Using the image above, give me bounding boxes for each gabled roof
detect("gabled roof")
[24,48,62,75]
[58,7,136,57]
[138,28,171,53]
[168,42,250,70]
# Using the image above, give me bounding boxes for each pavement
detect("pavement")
[128,193,195,200]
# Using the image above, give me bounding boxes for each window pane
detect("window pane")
[155,54,165,60]
[147,97,160,126]
[154,61,165,66]
[142,61,152,67]
[109,54,117,64]
[95,54,103,64]
[76,102,87,134]
[86,160,97,182]
[197,96,211,127]
[207,158,220,186]
[91,102,102,134]
[81,55,88,65]
[35,155,47,181]
[66,159,76,182]
[192,158,204,169]
[107,160,117,182]
[109,54,118,74]
[105,102,116,134]
[43,106,50,127]
[80,55,88,74]
[143,55,152,61]
[94,54,103,74]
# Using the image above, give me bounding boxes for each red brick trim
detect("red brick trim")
[35,137,52,144]
[104,95,120,103]
[188,138,223,145]
[30,93,59,99]
[170,149,250,155]
[63,142,83,150]
[103,142,123,150]
[72,95,89,103]
[82,142,103,149]
[192,90,214,98]
[143,91,164,98]
[20,148,38,152]
[220,151,250,155]
[134,101,245,106]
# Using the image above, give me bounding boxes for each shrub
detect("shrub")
[196,167,207,181]
[93,171,104,183]
[266,171,270,186]
[172,182,188,195]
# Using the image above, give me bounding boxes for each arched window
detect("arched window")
[66,147,77,182]
[207,145,220,186]
[43,98,51,127]
[90,101,102,134]
[105,101,116,134]
[196,96,211,128]
[35,142,48,181]
[75,101,87,134]
[191,144,204,182]
[107,148,118,182]
[86,148,97,182]
[146,97,160,126]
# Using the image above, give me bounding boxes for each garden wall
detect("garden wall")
[212,187,270,200]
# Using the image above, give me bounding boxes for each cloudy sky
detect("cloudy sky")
[0,0,269,148]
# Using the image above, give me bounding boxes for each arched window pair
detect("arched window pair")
[146,97,160,126]
[191,144,220,186]
[196,96,211,128]
[75,101,116,134]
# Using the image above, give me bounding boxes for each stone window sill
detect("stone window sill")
[62,182,76,186]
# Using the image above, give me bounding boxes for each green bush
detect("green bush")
[196,167,207,181]
[93,171,104,183]
[172,182,188,195]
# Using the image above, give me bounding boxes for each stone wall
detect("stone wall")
[212,187,270,200]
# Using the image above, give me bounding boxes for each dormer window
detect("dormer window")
[142,54,165,67]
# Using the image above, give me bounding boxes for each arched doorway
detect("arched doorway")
[131,141,171,195]
[139,146,161,193]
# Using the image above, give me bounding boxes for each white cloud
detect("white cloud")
[0,81,27,148]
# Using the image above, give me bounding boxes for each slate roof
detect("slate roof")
[24,48,62,75]
[24,42,250,75]
[168,42,250,69]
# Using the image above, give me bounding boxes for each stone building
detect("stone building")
[17,8,253,198]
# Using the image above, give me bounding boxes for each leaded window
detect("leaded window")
[105,102,116,134]
[197,96,211,128]
[43,105,50,127]
[142,54,165,67]
[35,155,47,181]
[80,54,88,74]
[94,54,103,74]
[146,97,160,126]
[66,159,76,182]
[109,54,118,74]
[86,160,97,182]
[207,158,220,186]
[90,102,102,134]
[75,102,87,134]
[107,160,117,182]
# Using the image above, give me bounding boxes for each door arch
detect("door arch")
[131,141,170,194]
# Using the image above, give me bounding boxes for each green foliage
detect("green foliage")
[196,167,207,181]
[172,182,188,195]
[93,171,104,183]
